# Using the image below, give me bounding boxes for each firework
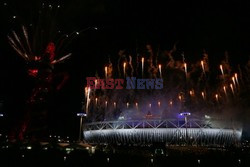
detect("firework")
[7,35,28,60]
[105,101,108,108]
[184,62,187,77]
[235,73,239,86]
[51,53,72,64]
[142,57,144,77]
[223,86,227,97]
[220,64,224,78]
[201,60,205,74]
[6,4,91,140]
[201,91,205,100]
[21,26,32,55]
[81,44,246,147]
[128,55,134,76]
[178,95,182,102]
[158,64,162,78]
[86,87,91,114]
[123,62,126,77]
[95,79,98,89]
[8,27,72,140]
[105,66,108,79]
[95,97,98,105]
[230,83,234,95]
[232,76,236,88]
[189,90,194,97]
[215,94,219,102]
[81,44,248,145]
[8,27,72,64]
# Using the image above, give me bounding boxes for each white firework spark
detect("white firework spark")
[51,53,72,64]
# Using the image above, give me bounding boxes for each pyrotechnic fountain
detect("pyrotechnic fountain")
[82,45,250,147]
[5,2,99,140]
[7,26,72,140]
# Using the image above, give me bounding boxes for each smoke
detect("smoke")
[84,45,250,137]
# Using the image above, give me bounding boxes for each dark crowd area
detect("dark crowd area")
[0,142,250,167]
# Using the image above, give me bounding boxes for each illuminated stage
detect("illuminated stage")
[83,118,242,147]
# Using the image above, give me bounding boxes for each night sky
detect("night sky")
[0,0,250,138]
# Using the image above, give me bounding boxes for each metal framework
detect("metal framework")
[83,119,242,147]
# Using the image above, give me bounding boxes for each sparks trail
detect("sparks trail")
[4,0,100,140]
[82,45,250,123]
[5,2,74,140]
[8,34,71,140]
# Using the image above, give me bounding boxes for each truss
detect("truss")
[83,119,242,147]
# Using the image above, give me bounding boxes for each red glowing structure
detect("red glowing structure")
[8,26,71,140]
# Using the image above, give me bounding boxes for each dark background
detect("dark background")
[0,0,250,138]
